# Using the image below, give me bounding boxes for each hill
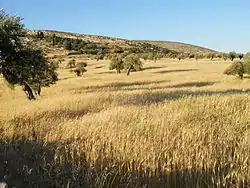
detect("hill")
[138,40,217,54]
[29,30,217,55]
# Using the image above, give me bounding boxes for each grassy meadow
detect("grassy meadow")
[0,58,250,187]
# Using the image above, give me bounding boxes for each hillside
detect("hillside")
[139,40,217,54]
[29,30,217,55]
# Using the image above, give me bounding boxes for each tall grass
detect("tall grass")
[0,59,249,187]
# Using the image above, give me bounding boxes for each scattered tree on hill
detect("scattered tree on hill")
[189,53,195,59]
[109,55,124,73]
[177,54,184,61]
[52,34,56,46]
[64,40,72,51]
[96,54,104,61]
[0,10,58,100]
[147,53,154,61]
[222,53,228,61]
[228,51,237,61]
[195,54,202,61]
[216,53,223,59]
[70,62,87,76]
[37,31,44,40]
[124,54,143,75]
[141,53,148,61]
[238,53,244,60]
[67,59,76,68]
[210,53,216,60]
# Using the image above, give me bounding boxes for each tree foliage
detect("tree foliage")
[224,61,245,79]
[71,62,87,76]
[124,54,143,75]
[0,10,58,100]
[67,59,76,68]
[238,53,244,60]
[109,55,124,73]
[228,51,237,61]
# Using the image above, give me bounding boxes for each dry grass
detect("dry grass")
[0,58,250,187]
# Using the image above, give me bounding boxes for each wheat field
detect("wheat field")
[0,58,250,188]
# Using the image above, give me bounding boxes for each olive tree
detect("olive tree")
[228,51,237,61]
[70,62,87,76]
[224,53,250,79]
[224,61,245,79]
[109,55,124,73]
[0,10,58,100]
[238,53,244,60]
[124,54,142,75]
[67,59,76,68]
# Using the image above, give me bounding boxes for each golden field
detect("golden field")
[0,58,250,188]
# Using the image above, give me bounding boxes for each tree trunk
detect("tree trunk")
[127,65,133,76]
[37,84,41,95]
[239,73,243,80]
[22,82,36,100]
[116,69,121,74]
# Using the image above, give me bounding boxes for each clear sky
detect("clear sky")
[1,0,249,53]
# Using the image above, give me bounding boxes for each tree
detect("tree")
[177,54,184,61]
[37,31,44,40]
[141,53,148,61]
[238,53,244,60]
[222,53,228,61]
[52,34,56,46]
[147,53,154,61]
[0,10,58,100]
[124,54,143,75]
[109,55,124,73]
[71,62,87,76]
[67,59,76,68]
[224,60,245,79]
[189,54,195,59]
[195,54,201,61]
[228,51,237,61]
[64,40,72,51]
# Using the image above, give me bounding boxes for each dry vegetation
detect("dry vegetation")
[0,58,250,187]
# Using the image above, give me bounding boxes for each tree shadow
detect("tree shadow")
[125,89,250,106]
[73,80,168,93]
[96,71,117,75]
[155,69,198,74]
[142,66,166,71]
[72,81,217,94]
[58,76,76,81]
[94,66,104,69]
[169,81,216,88]
[0,139,246,188]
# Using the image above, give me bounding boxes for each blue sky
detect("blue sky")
[1,0,249,53]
